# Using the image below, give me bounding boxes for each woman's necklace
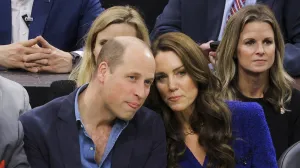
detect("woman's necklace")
[184,129,195,136]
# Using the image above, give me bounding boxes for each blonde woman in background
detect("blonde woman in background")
[216,4,300,159]
[70,6,150,85]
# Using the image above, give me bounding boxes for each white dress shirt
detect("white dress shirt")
[10,0,83,56]
[11,0,34,43]
[218,0,257,41]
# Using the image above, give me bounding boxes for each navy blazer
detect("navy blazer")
[0,0,104,51]
[19,86,167,168]
[151,0,300,76]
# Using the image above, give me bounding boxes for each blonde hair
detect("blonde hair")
[69,6,150,86]
[216,4,293,112]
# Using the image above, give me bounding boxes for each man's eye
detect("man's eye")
[128,76,136,80]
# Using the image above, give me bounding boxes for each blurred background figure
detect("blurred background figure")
[151,0,300,77]
[0,0,104,73]
[0,76,31,168]
[70,6,150,86]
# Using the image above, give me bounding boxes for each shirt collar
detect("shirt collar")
[74,84,88,122]
[74,84,129,127]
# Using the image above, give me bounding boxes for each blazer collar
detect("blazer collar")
[0,0,53,44]
[56,85,85,168]
[206,0,226,41]
[29,0,53,39]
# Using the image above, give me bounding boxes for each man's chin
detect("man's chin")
[117,111,137,121]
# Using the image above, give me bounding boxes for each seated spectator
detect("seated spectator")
[145,32,277,167]
[151,0,300,76]
[70,6,150,86]
[0,76,31,167]
[20,36,167,167]
[216,4,300,159]
[0,0,104,73]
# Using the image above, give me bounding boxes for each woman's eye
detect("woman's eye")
[245,40,255,45]
[264,40,273,45]
[178,71,186,76]
[155,75,166,82]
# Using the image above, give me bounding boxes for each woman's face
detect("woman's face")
[237,21,275,74]
[93,23,137,59]
[154,51,198,113]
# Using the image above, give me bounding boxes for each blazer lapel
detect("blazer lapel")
[111,122,136,168]
[29,0,53,39]
[0,0,12,44]
[206,0,226,41]
[56,91,81,168]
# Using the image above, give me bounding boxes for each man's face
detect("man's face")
[101,46,155,121]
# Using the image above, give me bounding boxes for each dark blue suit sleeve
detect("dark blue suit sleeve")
[283,0,300,77]
[19,114,49,168]
[248,103,277,167]
[77,0,104,47]
[143,116,167,168]
[150,0,181,41]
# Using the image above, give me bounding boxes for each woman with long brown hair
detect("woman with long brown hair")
[146,32,277,168]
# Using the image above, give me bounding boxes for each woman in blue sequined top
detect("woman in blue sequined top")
[145,32,277,168]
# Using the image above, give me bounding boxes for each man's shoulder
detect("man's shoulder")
[0,76,25,96]
[134,106,161,120]
[0,76,30,117]
[130,106,162,127]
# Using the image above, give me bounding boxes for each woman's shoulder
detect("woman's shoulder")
[226,101,264,116]
[226,101,266,127]
[226,101,277,167]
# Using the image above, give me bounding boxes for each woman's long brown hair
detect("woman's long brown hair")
[146,32,235,168]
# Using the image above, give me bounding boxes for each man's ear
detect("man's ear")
[96,61,109,83]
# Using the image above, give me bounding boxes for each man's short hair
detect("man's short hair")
[94,39,126,75]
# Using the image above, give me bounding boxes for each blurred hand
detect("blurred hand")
[0,39,51,72]
[208,51,217,65]
[24,36,73,73]
[199,41,218,65]
[199,40,214,58]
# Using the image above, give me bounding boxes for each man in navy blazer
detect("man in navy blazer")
[19,36,167,168]
[151,0,300,77]
[0,0,103,73]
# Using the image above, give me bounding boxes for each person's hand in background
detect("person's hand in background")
[199,40,217,65]
[0,39,51,72]
[23,36,73,73]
